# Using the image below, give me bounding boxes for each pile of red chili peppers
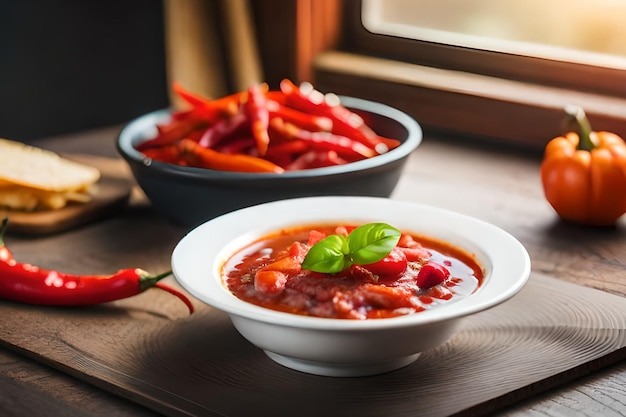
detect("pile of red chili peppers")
[0,218,194,313]
[137,79,401,172]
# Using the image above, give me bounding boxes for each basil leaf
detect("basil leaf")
[347,223,401,265]
[301,234,350,273]
[301,223,401,274]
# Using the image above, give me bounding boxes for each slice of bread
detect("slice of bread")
[0,138,101,211]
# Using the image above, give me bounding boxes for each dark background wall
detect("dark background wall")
[0,0,169,141]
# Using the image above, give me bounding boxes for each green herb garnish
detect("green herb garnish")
[301,223,401,273]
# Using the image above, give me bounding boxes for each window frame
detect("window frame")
[343,0,626,97]
[305,0,626,150]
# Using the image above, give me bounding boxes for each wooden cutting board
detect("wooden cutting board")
[0,272,624,417]
[1,155,133,235]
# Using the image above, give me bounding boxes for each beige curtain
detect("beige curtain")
[163,0,263,108]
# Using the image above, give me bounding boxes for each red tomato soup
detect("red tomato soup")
[222,224,484,320]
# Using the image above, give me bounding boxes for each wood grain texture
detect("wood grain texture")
[2,128,626,416]
[498,360,626,417]
[0,273,624,417]
[0,348,160,417]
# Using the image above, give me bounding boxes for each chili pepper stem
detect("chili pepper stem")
[138,270,195,314]
[138,270,173,291]
[565,105,595,152]
[155,282,195,314]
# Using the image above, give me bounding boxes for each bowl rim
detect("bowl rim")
[117,96,423,180]
[172,196,531,331]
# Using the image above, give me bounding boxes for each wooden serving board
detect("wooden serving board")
[0,272,625,417]
[1,155,133,235]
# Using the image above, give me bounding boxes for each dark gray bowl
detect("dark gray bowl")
[117,96,422,228]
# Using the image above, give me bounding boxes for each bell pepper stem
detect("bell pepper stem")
[565,105,595,152]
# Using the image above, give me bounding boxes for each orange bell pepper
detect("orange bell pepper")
[540,106,626,226]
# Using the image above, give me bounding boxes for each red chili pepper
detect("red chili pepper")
[264,90,288,105]
[376,136,402,151]
[270,118,376,160]
[141,143,185,165]
[320,91,383,151]
[244,83,271,155]
[138,80,392,173]
[266,100,332,132]
[279,79,388,153]
[137,117,207,151]
[287,150,348,170]
[198,110,248,148]
[179,138,284,173]
[307,131,376,160]
[170,109,195,121]
[173,82,239,120]
[263,140,308,168]
[279,78,326,112]
[214,136,256,155]
[265,138,310,157]
[0,219,194,313]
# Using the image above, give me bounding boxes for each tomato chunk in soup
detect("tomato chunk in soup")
[222,224,484,320]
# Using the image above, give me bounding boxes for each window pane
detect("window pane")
[362,0,626,68]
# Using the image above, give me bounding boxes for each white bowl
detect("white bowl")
[171,196,531,377]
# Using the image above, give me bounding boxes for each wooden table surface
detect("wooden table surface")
[1,126,625,417]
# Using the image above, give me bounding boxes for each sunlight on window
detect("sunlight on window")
[362,0,626,68]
